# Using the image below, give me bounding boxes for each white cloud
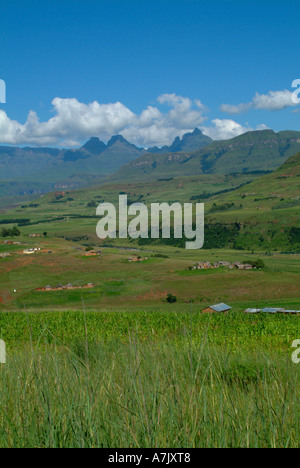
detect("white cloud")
[221,89,297,114]
[0,94,207,147]
[201,119,269,140]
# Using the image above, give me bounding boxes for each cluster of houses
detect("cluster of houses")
[37,283,95,292]
[189,261,254,271]
[202,303,300,314]
[0,240,22,245]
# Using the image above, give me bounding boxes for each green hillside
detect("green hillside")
[190,152,300,251]
[111,130,300,182]
[209,151,300,211]
[1,154,299,252]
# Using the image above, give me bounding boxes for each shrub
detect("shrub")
[166,293,177,303]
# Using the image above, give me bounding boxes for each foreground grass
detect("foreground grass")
[0,339,298,448]
[0,310,299,448]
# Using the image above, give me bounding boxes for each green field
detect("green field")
[0,310,299,448]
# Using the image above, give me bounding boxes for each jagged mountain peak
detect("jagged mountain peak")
[107,135,131,147]
[81,137,106,155]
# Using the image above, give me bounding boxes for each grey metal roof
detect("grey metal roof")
[209,303,232,312]
[262,308,284,313]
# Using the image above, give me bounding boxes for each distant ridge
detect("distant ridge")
[147,128,213,153]
[0,129,213,196]
[109,129,300,182]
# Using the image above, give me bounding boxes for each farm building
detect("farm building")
[218,261,231,267]
[244,307,300,314]
[23,249,35,255]
[234,262,253,270]
[202,303,232,314]
[0,252,10,258]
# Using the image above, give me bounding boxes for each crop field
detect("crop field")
[0,309,299,448]
[0,234,299,447]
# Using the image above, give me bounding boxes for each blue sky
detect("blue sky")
[0,0,299,147]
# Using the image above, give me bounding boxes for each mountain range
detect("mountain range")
[0,128,213,197]
[110,130,300,182]
[146,128,213,153]
[1,128,300,198]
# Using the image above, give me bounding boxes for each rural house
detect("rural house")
[202,303,232,314]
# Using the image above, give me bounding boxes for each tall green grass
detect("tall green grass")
[0,334,298,448]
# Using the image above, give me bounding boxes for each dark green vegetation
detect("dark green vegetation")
[0,311,299,447]
[0,226,20,237]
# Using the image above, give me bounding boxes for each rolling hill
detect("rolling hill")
[1,152,299,251]
[110,130,300,182]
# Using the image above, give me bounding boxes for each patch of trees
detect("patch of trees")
[243,259,266,269]
[18,217,64,226]
[203,223,241,249]
[21,204,40,208]
[0,226,21,237]
[290,227,300,245]
[138,223,241,249]
[190,183,249,201]
[0,218,30,224]
[209,202,236,213]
